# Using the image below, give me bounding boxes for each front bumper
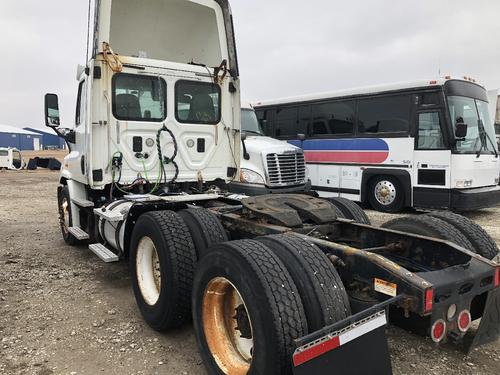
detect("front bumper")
[451,185,500,211]
[228,180,311,196]
[413,185,500,211]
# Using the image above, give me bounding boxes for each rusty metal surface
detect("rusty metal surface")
[241,194,337,227]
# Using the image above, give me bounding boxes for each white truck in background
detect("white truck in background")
[229,105,310,195]
[0,147,24,170]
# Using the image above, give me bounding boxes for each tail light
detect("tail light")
[431,319,446,343]
[424,288,433,313]
[494,267,499,288]
[457,310,472,333]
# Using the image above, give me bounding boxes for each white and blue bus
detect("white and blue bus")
[254,78,500,212]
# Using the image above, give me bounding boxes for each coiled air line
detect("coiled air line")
[156,124,179,185]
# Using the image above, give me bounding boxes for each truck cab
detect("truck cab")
[0,147,23,170]
[229,105,310,195]
[44,0,241,233]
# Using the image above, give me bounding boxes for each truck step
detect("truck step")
[88,243,119,263]
[68,226,90,240]
[71,197,95,208]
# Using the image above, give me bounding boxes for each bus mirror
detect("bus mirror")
[241,132,247,141]
[297,133,306,141]
[455,122,468,138]
[45,93,61,128]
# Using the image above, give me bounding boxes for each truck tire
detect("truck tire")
[368,175,405,213]
[58,185,80,246]
[178,208,228,259]
[423,211,499,260]
[382,215,474,251]
[327,197,371,224]
[130,210,197,331]
[192,239,307,375]
[257,234,350,331]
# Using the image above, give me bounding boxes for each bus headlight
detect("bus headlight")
[240,169,265,184]
[456,180,473,188]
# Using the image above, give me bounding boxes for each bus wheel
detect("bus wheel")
[130,210,197,331]
[193,240,307,375]
[368,175,405,213]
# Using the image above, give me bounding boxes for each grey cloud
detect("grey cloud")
[0,0,499,128]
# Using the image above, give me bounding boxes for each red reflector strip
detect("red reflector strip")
[425,288,433,313]
[293,336,340,367]
[293,312,387,367]
[494,268,500,288]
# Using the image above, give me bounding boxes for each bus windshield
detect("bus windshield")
[241,109,264,136]
[447,96,498,154]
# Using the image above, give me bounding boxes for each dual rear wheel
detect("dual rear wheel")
[129,208,350,375]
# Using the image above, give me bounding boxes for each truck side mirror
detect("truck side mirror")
[455,122,468,138]
[45,93,61,128]
[240,132,250,160]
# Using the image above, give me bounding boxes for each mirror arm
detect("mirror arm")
[241,139,250,160]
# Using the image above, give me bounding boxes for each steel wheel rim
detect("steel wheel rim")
[61,198,70,234]
[136,236,161,306]
[374,180,397,206]
[202,277,253,375]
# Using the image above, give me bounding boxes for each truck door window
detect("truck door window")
[75,81,84,126]
[175,81,221,125]
[112,74,167,122]
[417,112,445,149]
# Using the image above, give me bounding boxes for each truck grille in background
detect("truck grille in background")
[266,152,306,186]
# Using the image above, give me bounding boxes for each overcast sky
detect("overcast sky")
[0,0,499,129]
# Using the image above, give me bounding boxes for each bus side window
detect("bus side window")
[311,100,355,136]
[358,95,411,134]
[256,109,272,137]
[274,107,298,138]
[417,112,445,149]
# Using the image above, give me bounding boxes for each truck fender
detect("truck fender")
[361,168,412,207]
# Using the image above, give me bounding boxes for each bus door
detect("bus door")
[413,110,451,208]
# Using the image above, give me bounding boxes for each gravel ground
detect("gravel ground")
[0,170,499,375]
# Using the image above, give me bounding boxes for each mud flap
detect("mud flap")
[464,255,500,353]
[292,299,399,375]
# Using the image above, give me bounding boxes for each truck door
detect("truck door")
[413,110,451,208]
[64,79,89,184]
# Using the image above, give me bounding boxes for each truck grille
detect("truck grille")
[266,152,306,186]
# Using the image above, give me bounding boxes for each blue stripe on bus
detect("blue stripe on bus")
[288,138,389,152]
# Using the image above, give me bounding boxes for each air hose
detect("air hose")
[156,124,179,184]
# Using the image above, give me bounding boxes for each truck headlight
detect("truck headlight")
[456,180,473,188]
[240,169,265,184]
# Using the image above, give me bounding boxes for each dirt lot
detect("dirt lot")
[0,170,499,375]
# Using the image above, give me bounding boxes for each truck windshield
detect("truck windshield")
[241,109,264,136]
[447,96,498,154]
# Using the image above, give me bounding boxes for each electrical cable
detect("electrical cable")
[156,124,179,185]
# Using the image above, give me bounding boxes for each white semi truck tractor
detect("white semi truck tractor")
[44,1,500,374]
[229,105,311,195]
